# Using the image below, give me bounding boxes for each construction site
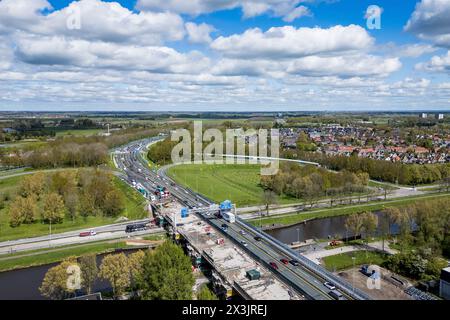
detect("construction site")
[156,201,302,300]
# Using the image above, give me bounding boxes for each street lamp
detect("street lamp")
[49,218,52,248]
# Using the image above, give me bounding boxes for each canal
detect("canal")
[0,213,406,299]
[265,211,403,244]
[0,249,139,300]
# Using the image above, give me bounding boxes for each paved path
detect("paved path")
[365,241,399,255]
[304,245,361,265]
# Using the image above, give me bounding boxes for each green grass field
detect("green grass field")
[0,174,148,242]
[167,164,298,207]
[322,250,388,271]
[54,129,104,137]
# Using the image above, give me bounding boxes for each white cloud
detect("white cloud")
[416,50,450,73]
[0,0,185,45]
[396,44,437,58]
[283,5,312,22]
[405,0,450,47]
[185,22,215,44]
[0,0,52,33]
[137,0,312,21]
[211,25,374,59]
[286,55,401,77]
[15,36,211,74]
[0,0,447,111]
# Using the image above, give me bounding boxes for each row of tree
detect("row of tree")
[0,128,163,169]
[292,151,450,185]
[260,162,369,203]
[40,241,197,300]
[8,169,124,227]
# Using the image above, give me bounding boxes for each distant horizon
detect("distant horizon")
[0,108,449,115]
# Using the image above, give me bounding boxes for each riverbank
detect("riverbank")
[250,192,450,229]
[0,240,131,272]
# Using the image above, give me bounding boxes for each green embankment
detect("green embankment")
[167,164,298,207]
[54,129,104,137]
[0,241,130,272]
[322,251,388,271]
[0,174,147,242]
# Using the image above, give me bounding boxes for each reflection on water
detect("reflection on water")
[266,212,403,244]
[0,249,137,300]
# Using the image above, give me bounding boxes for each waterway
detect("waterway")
[0,249,138,300]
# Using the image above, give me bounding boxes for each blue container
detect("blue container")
[220,200,232,211]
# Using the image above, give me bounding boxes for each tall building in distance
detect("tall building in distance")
[420,113,428,119]
[436,113,444,120]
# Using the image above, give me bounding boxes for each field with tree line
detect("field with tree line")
[0,169,147,241]
[291,151,450,186]
[0,127,164,169]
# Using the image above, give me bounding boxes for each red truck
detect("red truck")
[79,230,97,237]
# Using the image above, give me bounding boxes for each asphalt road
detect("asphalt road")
[0,221,163,255]
[113,137,371,300]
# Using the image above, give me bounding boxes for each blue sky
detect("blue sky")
[0,0,449,111]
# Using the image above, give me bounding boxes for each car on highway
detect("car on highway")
[239,230,247,236]
[289,259,300,266]
[269,262,279,270]
[126,223,149,233]
[240,240,248,247]
[324,282,336,290]
[280,258,289,265]
[254,236,262,241]
[79,230,97,237]
[221,224,228,232]
[329,290,345,300]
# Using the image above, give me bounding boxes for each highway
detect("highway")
[0,136,168,255]
[114,137,372,300]
[0,218,163,255]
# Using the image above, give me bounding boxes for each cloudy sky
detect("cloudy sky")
[0,0,449,111]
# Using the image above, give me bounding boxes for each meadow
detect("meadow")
[167,164,298,207]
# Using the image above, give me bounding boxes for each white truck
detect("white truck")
[222,211,236,223]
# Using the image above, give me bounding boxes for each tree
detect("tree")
[197,284,218,300]
[139,241,195,300]
[384,207,402,236]
[8,195,39,227]
[64,192,79,222]
[41,193,66,224]
[19,172,45,199]
[99,253,130,299]
[103,190,125,216]
[40,258,80,300]
[361,212,378,243]
[261,190,278,216]
[128,250,146,287]
[80,254,98,295]
[345,213,364,240]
